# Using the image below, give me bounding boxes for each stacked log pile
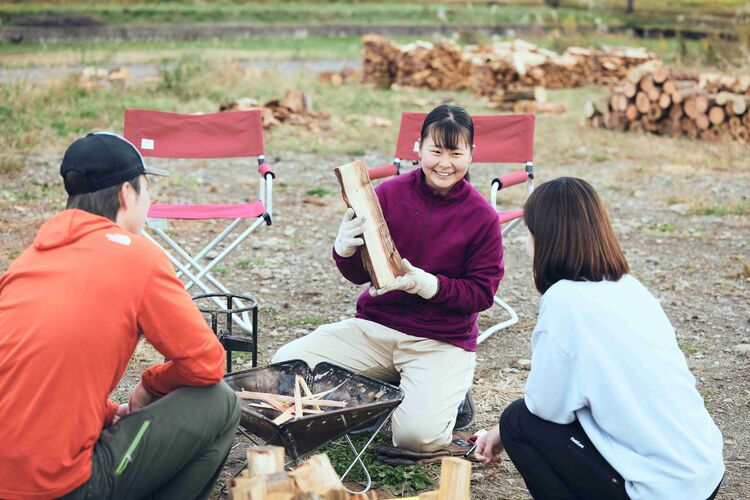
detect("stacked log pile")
[319,68,358,86]
[220,90,331,131]
[361,35,658,99]
[585,63,750,143]
[361,34,400,88]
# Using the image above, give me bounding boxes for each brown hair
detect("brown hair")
[66,175,141,223]
[523,177,629,294]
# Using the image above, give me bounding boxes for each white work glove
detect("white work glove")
[369,258,439,299]
[334,208,365,258]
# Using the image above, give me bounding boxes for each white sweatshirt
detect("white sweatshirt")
[524,275,724,500]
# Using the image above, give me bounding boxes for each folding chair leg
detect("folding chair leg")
[175,218,244,282]
[143,232,254,332]
[149,226,229,295]
[501,217,523,237]
[338,407,396,495]
[477,296,519,345]
[188,216,267,289]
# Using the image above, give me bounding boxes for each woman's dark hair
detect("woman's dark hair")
[523,177,629,294]
[420,104,474,151]
[66,174,141,222]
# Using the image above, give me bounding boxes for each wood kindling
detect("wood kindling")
[236,381,348,426]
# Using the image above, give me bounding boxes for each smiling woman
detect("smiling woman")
[272,103,505,455]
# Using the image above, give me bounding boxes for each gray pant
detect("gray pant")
[60,381,240,500]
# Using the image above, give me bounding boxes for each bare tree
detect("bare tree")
[627,0,635,13]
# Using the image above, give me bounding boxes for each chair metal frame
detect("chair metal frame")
[369,112,536,344]
[124,108,275,332]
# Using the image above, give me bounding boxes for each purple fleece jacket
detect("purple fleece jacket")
[333,168,504,352]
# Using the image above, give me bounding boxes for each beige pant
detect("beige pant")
[272,318,475,452]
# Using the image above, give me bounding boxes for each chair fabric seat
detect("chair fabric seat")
[148,201,265,220]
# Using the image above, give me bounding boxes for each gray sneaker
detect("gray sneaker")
[453,390,475,431]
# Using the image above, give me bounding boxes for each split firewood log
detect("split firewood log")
[247,447,285,478]
[334,160,406,288]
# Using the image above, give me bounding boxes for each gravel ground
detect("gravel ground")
[1,116,748,498]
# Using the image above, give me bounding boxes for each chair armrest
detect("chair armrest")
[368,163,398,180]
[498,210,524,225]
[258,162,275,179]
[491,171,529,190]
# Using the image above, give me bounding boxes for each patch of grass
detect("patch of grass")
[679,341,699,355]
[0,156,25,174]
[17,190,37,201]
[699,387,714,411]
[305,187,332,197]
[236,257,266,268]
[322,434,437,497]
[651,223,675,233]
[158,52,212,100]
[262,305,279,315]
[289,315,328,327]
[691,204,750,216]
[212,266,229,276]
[231,351,254,364]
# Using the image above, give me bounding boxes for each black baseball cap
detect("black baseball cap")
[60,132,169,195]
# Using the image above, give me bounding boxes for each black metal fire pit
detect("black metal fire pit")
[224,360,404,462]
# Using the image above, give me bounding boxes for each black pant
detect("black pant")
[500,399,722,500]
[500,399,627,499]
[59,381,241,500]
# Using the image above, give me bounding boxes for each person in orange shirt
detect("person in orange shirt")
[0,133,240,499]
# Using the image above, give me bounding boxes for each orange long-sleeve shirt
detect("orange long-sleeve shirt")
[0,209,226,499]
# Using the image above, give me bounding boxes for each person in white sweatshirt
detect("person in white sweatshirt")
[474,177,724,499]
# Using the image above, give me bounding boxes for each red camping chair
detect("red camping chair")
[369,112,536,344]
[124,108,275,334]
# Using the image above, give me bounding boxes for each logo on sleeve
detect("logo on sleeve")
[106,233,132,246]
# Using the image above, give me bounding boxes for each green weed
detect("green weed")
[289,315,328,327]
[699,388,714,411]
[306,188,332,197]
[158,53,210,100]
[679,342,699,355]
[212,267,229,276]
[262,305,279,315]
[692,204,750,216]
[322,435,436,497]
[236,257,265,268]
[0,156,25,174]
[651,223,675,233]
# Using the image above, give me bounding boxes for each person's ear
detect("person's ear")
[118,182,131,211]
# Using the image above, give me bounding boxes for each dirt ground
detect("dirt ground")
[1,82,749,497]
